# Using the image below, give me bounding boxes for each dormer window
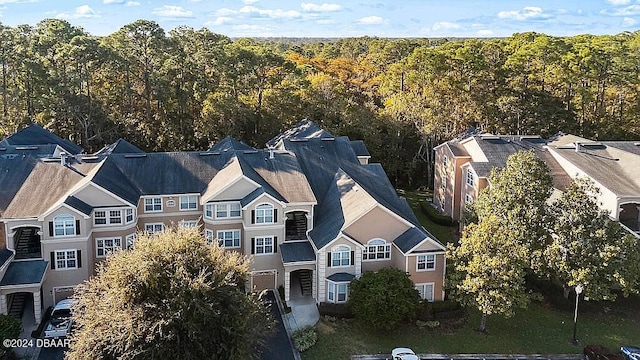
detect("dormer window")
[179,195,198,210]
[331,245,352,267]
[144,197,162,213]
[466,169,474,187]
[53,215,76,237]
[363,239,390,261]
[254,204,274,224]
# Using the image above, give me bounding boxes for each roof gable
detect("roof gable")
[267,119,334,148]
[2,124,83,155]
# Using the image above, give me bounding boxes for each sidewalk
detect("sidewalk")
[13,295,42,360]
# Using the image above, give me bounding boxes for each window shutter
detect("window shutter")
[50,252,55,269]
[251,210,255,224]
[327,252,332,268]
[77,250,82,268]
[48,222,53,237]
[351,251,355,266]
[251,238,255,254]
[273,209,278,222]
[274,236,278,253]
[75,220,80,235]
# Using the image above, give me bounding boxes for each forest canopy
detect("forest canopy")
[1,19,639,187]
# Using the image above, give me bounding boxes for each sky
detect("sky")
[0,0,639,38]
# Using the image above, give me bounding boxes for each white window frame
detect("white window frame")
[125,208,134,224]
[255,236,274,255]
[255,203,274,224]
[205,204,213,219]
[443,155,448,168]
[363,239,390,261]
[213,202,242,219]
[441,175,447,190]
[144,223,164,233]
[465,194,473,204]
[53,215,75,237]
[144,197,163,213]
[327,281,349,303]
[217,229,241,248]
[93,208,127,226]
[331,245,351,267]
[125,234,136,250]
[96,237,122,258]
[417,254,436,271]
[416,283,435,302]
[179,195,198,211]
[205,229,215,244]
[466,169,474,187]
[179,220,199,228]
[55,249,78,270]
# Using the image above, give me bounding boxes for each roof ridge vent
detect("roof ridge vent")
[321,138,335,141]
[124,154,147,158]
[243,150,258,154]
[16,146,38,150]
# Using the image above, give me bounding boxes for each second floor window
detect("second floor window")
[54,249,79,269]
[126,208,134,223]
[254,237,274,254]
[217,230,241,248]
[53,215,75,237]
[215,203,241,219]
[466,169,474,187]
[145,223,164,233]
[144,197,162,212]
[417,254,436,271]
[94,209,126,226]
[331,245,351,267]
[180,195,198,210]
[96,238,122,258]
[255,204,274,224]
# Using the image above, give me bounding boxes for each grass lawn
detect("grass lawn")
[300,189,640,359]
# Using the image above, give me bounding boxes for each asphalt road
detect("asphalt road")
[260,290,296,360]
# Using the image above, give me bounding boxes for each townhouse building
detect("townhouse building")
[0,121,445,324]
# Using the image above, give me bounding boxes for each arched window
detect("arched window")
[363,238,390,260]
[255,204,274,224]
[331,245,351,267]
[53,215,75,237]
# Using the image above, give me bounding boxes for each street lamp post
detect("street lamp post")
[572,285,583,345]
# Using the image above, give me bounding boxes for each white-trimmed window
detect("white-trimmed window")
[94,208,125,226]
[215,203,241,219]
[254,236,274,254]
[466,169,474,187]
[331,245,351,267]
[416,283,435,302]
[125,234,136,250]
[327,282,349,303]
[53,215,76,237]
[205,204,213,219]
[255,204,274,224]
[180,195,198,210]
[126,208,134,223]
[363,239,390,261]
[217,230,241,248]
[205,229,214,244]
[145,223,164,233]
[179,220,198,228]
[94,211,107,225]
[465,194,473,204]
[417,254,436,271]
[441,176,447,190]
[144,197,162,213]
[54,249,79,269]
[96,237,122,258]
[443,155,448,168]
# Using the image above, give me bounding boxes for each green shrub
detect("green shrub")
[0,314,22,355]
[292,326,317,352]
[420,201,458,226]
[318,303,354,318]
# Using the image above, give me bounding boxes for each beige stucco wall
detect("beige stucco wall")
[344,206,409,243]
[324,237,357,278]
[42,207,91,241]
[242,194,285,226]
[215,178,258,201]
[136,195,202,217]
[204,222,245,254]
[73,184,128,207]
[41,239,90,309]
[407,253,445,301]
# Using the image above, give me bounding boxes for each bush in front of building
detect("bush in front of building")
[292,326,317,352]
[0,314,21,357]
[318,303,354,318]
[420,201,457,226]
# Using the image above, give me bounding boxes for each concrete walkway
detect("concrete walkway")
[13,294,42,360]
[285,274,319,331]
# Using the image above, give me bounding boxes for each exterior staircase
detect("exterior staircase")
[8,293,26,319]
[286,213,308,241]
[299,270,312,296]
[14,228,41,259]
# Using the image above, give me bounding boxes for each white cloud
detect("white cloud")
[57,5,99,20]
[239,6,302,19]
[497,6,552,21]
[152,5,194,18]
[601,4,640,16]
[301,3,341,12]
[242,0,260,4]
[432,21,460,31]
[103,0,123,4]
[476,29,494,36]
[357,16,384,24]
[316,19,334,24]
[0,0,37,3]
[124,1,140,6]
[607,0,631,5]
[622,17,638,27]
[215,8,237,16]
[209,16,233,25]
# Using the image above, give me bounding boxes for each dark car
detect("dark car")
[621,346,640,360]
[584,345,625,360]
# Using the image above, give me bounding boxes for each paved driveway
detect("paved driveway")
[260,290,296,360]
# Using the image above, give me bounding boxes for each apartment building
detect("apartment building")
[0,121,445,324]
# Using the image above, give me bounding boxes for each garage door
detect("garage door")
[251,270,277,292]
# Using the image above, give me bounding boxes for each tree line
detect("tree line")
[1,19,640,187]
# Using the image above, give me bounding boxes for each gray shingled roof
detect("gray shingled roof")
[0,156,38,216]
[209,136,255,153]
[0,260,47,286]
[1,124,83,154]
[0,249,13,269]
[280,241,316,263]
[95,139,144,156]
[602,141,640,156]
[0,144,60,158]
[350,140,370,157]
[326,272,355,282]
[64,196,93,216]
[3,161,99,218]
[267,119,334,148]
[394,227,428,253]
[471,136,545,177]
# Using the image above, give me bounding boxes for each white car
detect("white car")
[44,299,75,339]
[392,347,419,360]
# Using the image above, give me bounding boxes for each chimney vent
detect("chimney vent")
[269,149,274,159]
[575,142,581,152]
[60,152,67,166]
